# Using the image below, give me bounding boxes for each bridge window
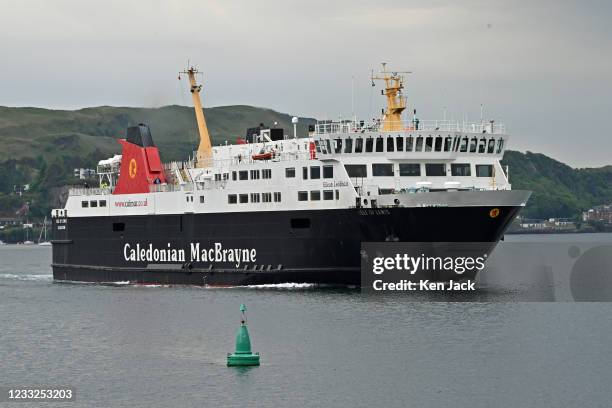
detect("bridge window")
[460,137,468,152]
[387,136,394,152]
[262,193,272,203]
[239,170,248,180]
[334,138,343,153]
[375,137,384,152]
[239,194,249,204]
[81,201,88,208]
[399,163,421,176]
[314,140,322,153]
[425,163,446,176]
[469,137,478,153]
[286,167,295,178]
[325,139,332,154]
[476,164,494,177]
[310,190,321,201]
[453,136,460,151]
[90,200,98,208]
[478,138,487,153]
[298,191,308,201]
[310,166,321,179]
[274,192,281,202]
[444,136,452,152]
[425,136,433,152]
[365,138,374,153]
[344,138,353,153]
[228,194,238,204]
[323,165,334,179]
[406,136,414,152]
[451,163,471,176]
[487,138,496,154]
[415,136,423,152]
[354,138,363,153]
[396,136,404,151]
[496,138,504,154]
[435,136,443,152]
[345,164,367,178]
[323,190,334,200]
[373,163,394,177]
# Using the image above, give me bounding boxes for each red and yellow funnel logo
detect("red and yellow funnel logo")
[489,208,500,218]
[128,159,137,179]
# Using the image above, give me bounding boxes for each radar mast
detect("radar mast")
[371,63,411,131]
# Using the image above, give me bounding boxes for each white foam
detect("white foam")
[132,284,169,288]
[110,281,131,285]
[0,273,53,282]
[243,282,317,289]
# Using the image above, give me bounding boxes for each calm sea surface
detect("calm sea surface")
[1,234,612,407]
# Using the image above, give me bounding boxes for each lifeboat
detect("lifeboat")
[252,151,274,161]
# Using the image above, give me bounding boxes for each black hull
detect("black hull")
[52,206,521,285]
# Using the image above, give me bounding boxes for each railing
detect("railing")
[150,183,194,193]
[68,187,112,196]
[314,119,506,135]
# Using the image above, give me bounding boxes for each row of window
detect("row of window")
[228,192,282,204]
[297,190,340,201]
[230,169,272,181]
[214,166,337,183]
[316,135,504,155]
[285,165,334,180]
[81,200,107,208]
[345,163,495,178]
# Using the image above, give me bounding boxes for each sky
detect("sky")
[1,0,610,167]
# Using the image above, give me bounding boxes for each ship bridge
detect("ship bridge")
[311,119,507,160]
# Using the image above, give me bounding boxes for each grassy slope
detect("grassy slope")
[0,105,316,163]
[501,151,612,219]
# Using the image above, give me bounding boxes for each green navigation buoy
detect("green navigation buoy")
[227,304,260,367]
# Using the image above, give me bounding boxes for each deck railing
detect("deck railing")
[314,120,505,135]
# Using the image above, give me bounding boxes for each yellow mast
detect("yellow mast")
[371,63,411,131]
[179,66,212,167]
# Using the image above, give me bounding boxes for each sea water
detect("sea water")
[1,234,611,407]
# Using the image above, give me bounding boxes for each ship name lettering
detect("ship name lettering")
[123,243,185,263]
[190,242,256,267]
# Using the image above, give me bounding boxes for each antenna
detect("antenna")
[351,75,355,123]
[370,63,412,131]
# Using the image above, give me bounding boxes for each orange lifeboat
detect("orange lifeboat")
[252,151,273,161]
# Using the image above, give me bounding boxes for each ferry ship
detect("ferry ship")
[51,64,530,285]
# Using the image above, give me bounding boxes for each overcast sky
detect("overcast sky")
[1,0,610,167]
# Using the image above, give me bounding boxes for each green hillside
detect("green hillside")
[0,105,315,163]
[0,105,610,222]
[501,151,612,219]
